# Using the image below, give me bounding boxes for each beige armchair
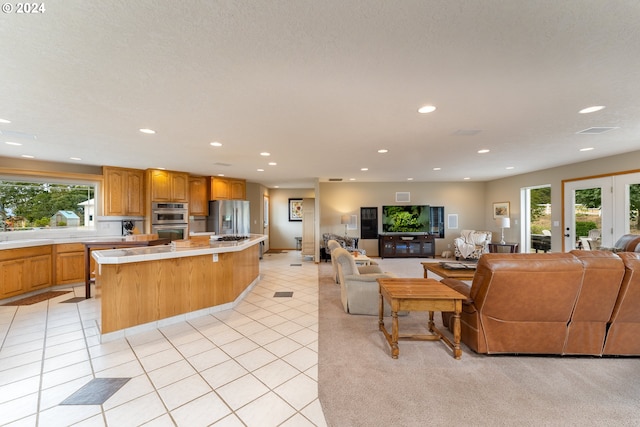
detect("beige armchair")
[332,247,396,315]
[454,230,492,260]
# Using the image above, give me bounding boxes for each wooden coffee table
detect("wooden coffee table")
[377,278,465,359]
[421,262,476,281]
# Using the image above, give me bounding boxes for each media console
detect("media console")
[378,234,435,258]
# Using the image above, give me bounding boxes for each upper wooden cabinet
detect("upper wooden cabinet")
[210,177,246,200]
[147,169,189,202]
[103,166,145,216]
[189,176,209,216]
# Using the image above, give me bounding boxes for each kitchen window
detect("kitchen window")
[0,178,97,232]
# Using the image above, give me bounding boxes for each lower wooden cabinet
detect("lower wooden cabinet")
[55,243,85,285]
[0,246,53,298]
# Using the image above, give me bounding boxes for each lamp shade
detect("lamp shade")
[341,215,351,225]
[496,217,511,228]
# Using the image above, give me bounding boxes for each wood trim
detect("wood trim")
[561,168,640,184]
[0,167,104,183]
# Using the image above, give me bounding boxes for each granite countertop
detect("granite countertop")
[92,234,268,265]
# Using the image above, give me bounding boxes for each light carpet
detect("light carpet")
[317,259,640,427]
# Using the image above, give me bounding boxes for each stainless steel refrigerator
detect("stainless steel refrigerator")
[207,200,250,235]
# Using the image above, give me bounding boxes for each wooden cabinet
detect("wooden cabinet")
[210,177,246,200]
[0,246,53,298]
[378,234,435,259]
[189,176,209,216]
[55,243,85,285]
[103,166,145,216]
[148,169,189,202]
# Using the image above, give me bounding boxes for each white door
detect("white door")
[563,177,611,250]
[563,172,640,251]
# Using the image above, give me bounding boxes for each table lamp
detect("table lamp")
[341,214,350,237]
[496,217,510,244]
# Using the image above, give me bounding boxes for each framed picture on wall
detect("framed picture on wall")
[289,198,303,221]
[493,202,510,219]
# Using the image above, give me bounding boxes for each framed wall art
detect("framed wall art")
[289,198,303,221]
[493,202,510,219]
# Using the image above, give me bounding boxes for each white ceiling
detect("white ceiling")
[1,1,640,188]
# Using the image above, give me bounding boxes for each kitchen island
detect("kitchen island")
[93,234,268,336]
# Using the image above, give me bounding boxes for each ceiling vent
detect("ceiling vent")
[328,178,343,182]
[212,162,232,167]
[576,127,619,135]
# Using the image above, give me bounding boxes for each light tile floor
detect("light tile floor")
[0,251,327,427]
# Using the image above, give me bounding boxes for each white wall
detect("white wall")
[318,181,486,256]
[486,150,640,252]
[268,188,315,250]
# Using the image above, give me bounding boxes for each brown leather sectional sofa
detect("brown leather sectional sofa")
[441,250,640,356]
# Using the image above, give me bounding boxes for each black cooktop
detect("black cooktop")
[217,235,249,241]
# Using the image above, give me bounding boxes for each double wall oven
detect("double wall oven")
[151,202,188,241]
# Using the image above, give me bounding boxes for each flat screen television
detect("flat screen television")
[380,205,445,237]
[381,205,430,233]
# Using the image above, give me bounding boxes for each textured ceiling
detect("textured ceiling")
[1,1,640,188]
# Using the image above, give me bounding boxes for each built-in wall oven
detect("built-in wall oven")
[151,202,188,241]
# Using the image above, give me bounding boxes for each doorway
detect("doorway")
[521,185,552,253]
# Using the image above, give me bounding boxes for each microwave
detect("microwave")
[151,202,188,224]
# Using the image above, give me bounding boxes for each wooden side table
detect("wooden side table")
[377,278,465,359]
[488,242,519,253]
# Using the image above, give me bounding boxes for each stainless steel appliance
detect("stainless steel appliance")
[207,200,250,236]
[151,202,188,241]
[151,223,188,241]
[151,202,188,224]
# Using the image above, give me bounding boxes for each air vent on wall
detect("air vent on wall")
[395,192,410,203]
[576,127,619,135]
[328,178,343,182]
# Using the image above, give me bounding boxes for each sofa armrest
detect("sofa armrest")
[344,272,397,282]
[357,265,383,274]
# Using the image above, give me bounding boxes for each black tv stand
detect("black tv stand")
[378,234,435,258]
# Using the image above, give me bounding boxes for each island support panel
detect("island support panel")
[98,244,259,334]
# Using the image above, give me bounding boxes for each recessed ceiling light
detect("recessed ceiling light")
[0,118,11,124]
[274,185,280,188]
[580,147,595,152]
[478,149,490,154]
[217,173,225,176]
[418,105,436,114]
[139,128,156,134]
[210,141,222,147]
[260,152,270,156]
[268,162,277,166]
[433,167,441,171]
[506,166,515,170]
[21,154,34,158]
[579,106,605,114]
[156,167,166,170]
[407,178,414,181]
[70,157,82,161]
[257,168,264,172]
[463,177,471,180]
[361,168,368,171]
[378,149,388,154]
[5,141,21,146]
[349,178,356,181]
